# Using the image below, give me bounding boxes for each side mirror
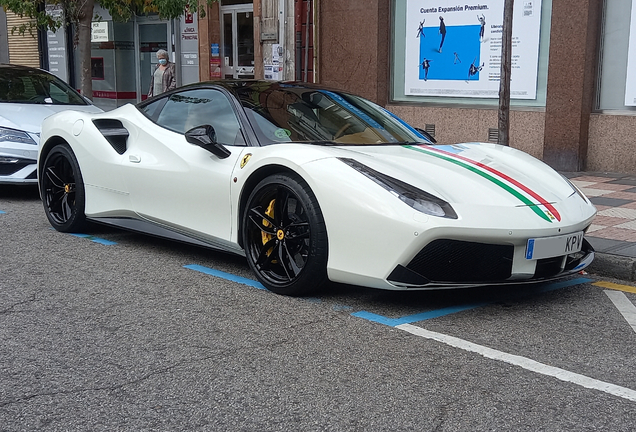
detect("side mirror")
[414,127,437,144]
[185,125,231,159]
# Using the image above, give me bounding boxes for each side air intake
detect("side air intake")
[93,119,129,154]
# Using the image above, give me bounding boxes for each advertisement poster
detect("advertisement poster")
[624,0,636,106]
[210,43,221,79]
[404,0,542,99]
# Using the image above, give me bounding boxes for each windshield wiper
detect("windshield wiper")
[302,140,340,146]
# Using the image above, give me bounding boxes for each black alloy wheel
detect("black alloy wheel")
[40,144,87,233]
[243,174,328,296]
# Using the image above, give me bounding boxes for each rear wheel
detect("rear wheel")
[40,144,86,233]
[243,174,328,296]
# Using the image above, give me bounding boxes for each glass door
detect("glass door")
[136,21,171,101]
[221,6,254,79]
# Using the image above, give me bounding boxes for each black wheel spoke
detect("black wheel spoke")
[249,207,277,232]
[288,231,310,241]
[286,221,310,240]
[61,194,72,222]
[274,187,289,226]
[48,189,64,206]
[45,167,66,189]
[277,241,293,280]
[255,238,278,267]
[281,241,302,277]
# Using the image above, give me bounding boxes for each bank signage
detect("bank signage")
[45,4,68,82]
[403,0,542,99]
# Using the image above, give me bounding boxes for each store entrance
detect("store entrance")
[136,20,172,101]
[221,4,254,79]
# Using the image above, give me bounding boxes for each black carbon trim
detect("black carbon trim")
[406,239,514,283]
[387,265,430,287]
[93,119,129,154]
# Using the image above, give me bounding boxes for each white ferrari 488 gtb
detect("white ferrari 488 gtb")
[38,81,596,295]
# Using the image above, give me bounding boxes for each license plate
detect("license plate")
[525,231,584,260]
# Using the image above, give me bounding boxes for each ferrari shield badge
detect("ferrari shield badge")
[240,153,252,169]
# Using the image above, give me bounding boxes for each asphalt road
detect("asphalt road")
[1,185,635,431]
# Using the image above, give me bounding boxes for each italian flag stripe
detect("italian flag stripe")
[405,145,560,223]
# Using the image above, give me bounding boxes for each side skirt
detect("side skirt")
[88,216,246,257]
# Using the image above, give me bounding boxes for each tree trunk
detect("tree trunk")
[498,0,514,146]
[77,0,95,100]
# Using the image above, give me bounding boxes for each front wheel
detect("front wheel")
[40,144,87,233]
[242,174,328,296]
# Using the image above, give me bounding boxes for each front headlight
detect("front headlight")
[339,158,458,219]
[0,127,38,145]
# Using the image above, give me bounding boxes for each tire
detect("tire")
[242,173,328,296]
[40,144,87,233]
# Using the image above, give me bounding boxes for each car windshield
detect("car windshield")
[235,83,430,146]
[0,68,88,105]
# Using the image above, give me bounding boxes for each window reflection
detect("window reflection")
[238,85,425,145]
[155,89,243,146]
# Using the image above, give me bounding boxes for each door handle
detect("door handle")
[129,154,141,163]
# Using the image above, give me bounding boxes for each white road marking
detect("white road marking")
[396,323,636,403]
[604,290,636,334]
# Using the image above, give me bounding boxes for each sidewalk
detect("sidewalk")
[564,172,636,282]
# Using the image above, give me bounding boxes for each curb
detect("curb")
[587,252,636,282]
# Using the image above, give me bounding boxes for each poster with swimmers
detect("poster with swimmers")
[404,0,542,99]
[624,0,636,106]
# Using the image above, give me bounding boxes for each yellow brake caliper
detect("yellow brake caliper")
[262,199,276,258]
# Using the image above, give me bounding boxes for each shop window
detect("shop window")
[390,0,552,108]
[91,57,104,80]
[596,1,636,112]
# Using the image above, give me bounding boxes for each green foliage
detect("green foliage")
[142,0,214,20]
[1,0,60,34]
[0,0,217,33]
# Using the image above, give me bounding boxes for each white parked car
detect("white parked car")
[38,81,596,295]
[0,64,102,185]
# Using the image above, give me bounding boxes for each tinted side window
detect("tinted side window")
[48,82,71,103]
[155,89,243,146]
[139,97,168,120]
[0,70,87,105]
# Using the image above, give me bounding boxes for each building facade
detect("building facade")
[195,0,634,174]
[26,0,635,173]
[1,10,41,67]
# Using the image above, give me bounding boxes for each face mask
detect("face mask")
[158,59,167,65]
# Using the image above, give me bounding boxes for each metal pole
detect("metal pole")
[303,0,310,82]
[498,0,514,146]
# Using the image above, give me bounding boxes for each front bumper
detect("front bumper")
[0,156,37,184]
[1,139,39,184]
[387,237,595,288]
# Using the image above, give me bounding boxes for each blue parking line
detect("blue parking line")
[183,264,593,326]
[0,210,5,214]
[352,303,490,326]
[184,264,267,290]
[69,233,117,245]
[353,277,594,327]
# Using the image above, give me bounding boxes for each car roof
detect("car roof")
[174,79,343,96]
[0,63,60,82]
[0,63,48,73]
